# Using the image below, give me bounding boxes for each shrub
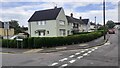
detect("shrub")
[2,30,104,48]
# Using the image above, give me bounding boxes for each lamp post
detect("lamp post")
[103,0,106,40]
[95,16,96,31]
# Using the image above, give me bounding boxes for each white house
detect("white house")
[28,7,90,37]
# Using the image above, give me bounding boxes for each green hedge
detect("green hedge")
[2,30,104,48]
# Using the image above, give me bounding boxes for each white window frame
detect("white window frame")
[59,29,66,36]
[37,21,46,25]
[59,20,65,25]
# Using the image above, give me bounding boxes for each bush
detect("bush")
[2,39,22,48]
[2,30,104,48]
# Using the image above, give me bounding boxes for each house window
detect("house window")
[59,20,65,25]
[59,29,66,36]
[37,21,46,25]
[38,31,45,36]
[72,23,74,26]
[47,31,49,34]
[67,30,70,35]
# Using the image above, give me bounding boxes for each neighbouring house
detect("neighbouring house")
[81,19,90,32]
[28,7,90,37]
[115,22,120,29]
[0,21,14,38]
[66,14,83,34]
[89,22,96,32]
[96,23,102,29]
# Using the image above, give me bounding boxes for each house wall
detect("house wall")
[29,20,57,37]
[0,28,14,36]
[56,8,72,36]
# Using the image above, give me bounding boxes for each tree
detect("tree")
[106,20,115,29]
[9,20,22,34]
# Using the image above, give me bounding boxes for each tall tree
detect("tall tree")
[9,20,22,34]
[106,20,115,29]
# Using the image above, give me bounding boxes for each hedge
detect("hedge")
[1,30,105,48]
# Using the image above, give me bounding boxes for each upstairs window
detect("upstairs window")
[59,20,65,25]
[37,21,46,25]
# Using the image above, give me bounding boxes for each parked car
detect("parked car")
[10,35,25,41]
[108,29,115,34]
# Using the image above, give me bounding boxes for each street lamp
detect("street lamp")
[95,16,96,31]
[103,0,106,40]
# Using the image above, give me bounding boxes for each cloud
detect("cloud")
[0,1,118,27]
[1,0,120,2]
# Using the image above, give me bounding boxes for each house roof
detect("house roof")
[28,7,62,22]
[66,16,83,24]
[90,22,96,25]
[82,19,89,25]
[0,21,4,28]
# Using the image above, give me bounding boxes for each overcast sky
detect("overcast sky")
[0,0,119,27]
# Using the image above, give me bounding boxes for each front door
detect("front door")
[40,32,44,37]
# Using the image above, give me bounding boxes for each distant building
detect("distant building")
[89,22,96,32]
[0,21,14,38]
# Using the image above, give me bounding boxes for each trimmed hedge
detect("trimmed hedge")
[2,30,105,48]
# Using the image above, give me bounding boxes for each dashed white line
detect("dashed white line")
[83,53,88,56]
[85,49,89,51]
[69,59,76,63]
[61,64,68,67]
[69,55,75,58]
[81,50,85,53]
[75,52,80,55]
[77,56,83,59]
[88,51,92,54]
[94,47,98,49]
[50,62,58,66]
[59,58,68,62]
[91,49,95,51]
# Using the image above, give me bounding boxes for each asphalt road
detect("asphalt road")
[1,29,119,68]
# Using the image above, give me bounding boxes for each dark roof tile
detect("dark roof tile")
[28,7,62,22]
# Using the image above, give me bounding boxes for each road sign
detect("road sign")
[4,22,9,29]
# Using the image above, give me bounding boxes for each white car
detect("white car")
[10,35,25,41]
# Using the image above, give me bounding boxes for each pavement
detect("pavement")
[1,34,109,54]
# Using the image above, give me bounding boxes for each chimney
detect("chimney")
[80,16,82,19]
[54,6,57,9]
[70,13,73,17]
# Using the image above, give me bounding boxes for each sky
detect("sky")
[0,0,119,27]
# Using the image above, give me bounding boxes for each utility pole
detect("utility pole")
[95,16,97,31]
[103,0,106,40]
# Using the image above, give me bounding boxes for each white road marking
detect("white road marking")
[69,60,76,63]
[75,52,80,55]
[50,62,58,66]
[77,56,83,59]
[83,53,88,56]
[88,51,92,54]
[94,47,98,49]
[59,58,68,62]
[69,55,75,58]
[61,64,68,67]
[81,50,85,53]
[85,49,89,51]
[91,49,95,51]
[104,41,110,45]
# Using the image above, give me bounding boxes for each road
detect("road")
[1,29,119,68]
